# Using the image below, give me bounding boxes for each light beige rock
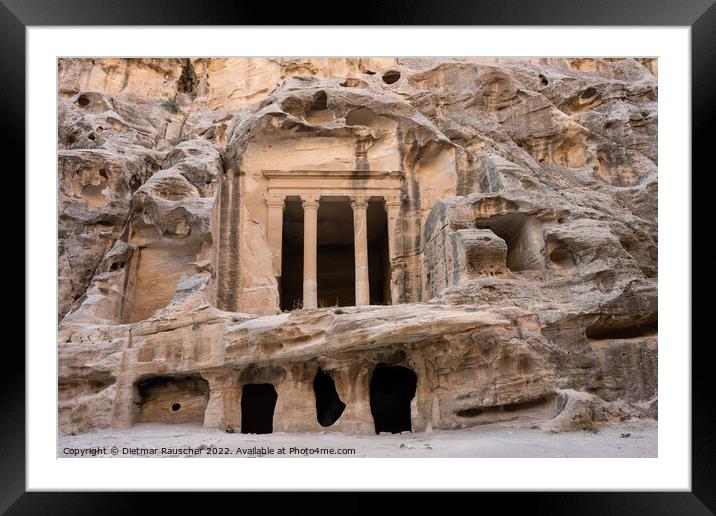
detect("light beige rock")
[57,57,657,436]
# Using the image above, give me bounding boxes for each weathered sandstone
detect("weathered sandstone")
[58,57,657,436]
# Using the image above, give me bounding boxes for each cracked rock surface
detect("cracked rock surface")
[57,58,657,435]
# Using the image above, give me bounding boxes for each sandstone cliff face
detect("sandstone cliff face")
[57,57,657,435]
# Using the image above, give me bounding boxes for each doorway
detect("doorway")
[241,383,278,434]
[369,365,417,434]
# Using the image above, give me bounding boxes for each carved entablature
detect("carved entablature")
[262,169,404,202]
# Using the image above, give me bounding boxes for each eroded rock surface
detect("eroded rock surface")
[58,58,657,435]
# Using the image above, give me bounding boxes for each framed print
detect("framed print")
[7,0,712,511]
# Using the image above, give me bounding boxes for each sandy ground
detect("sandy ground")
[58,420,657,458]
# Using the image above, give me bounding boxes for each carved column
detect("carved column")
[302,195,320,309]
[384,195,403,304]
[265,193,286,278]
[351,196,370,306]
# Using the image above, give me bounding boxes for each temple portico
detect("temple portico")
[263,170,403,309]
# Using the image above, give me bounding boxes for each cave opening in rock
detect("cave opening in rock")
[382,70,401,84]
[475,214,545,272]
[369,364,417,434]
[77,94,90,107]
[455,395,554,418]
[109,261,124,272]
[135,374,209,425]
[311,90,328,111]
[585,319,658,340]
[456,408,484,418]
[313,368,346,427]
[581,87,598,100]
[317,198,355,307]
[548,245,576,270]
[241,383,278,434]
[367,199,391,304]
[129,175,141,192]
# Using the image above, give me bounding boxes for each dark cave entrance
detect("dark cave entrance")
[241,383,278,434]
[369,365,417,434]
[313,368,346,427]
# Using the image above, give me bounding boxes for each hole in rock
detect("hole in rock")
[109,261,124,272]
[369,365,417,434]
[129,175,141,192]
[364,69,376,75]
[581,87,598,100]
[177,58,198,95]
[474,214,545,272]
[539,74,549,86]
[382,70,401,84]
[585,319,657,340]
[456,408,483,418]
[77,94,90,107]
[241,383,277,434]
[313,369,346,427]
[502,396,551,412]
[88,134,96,141]
[548,246,576,270]
[456,395,553,418]
[311,90,328,111]
[135,374,209,425]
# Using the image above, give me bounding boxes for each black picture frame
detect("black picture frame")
[6,0,711,512]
